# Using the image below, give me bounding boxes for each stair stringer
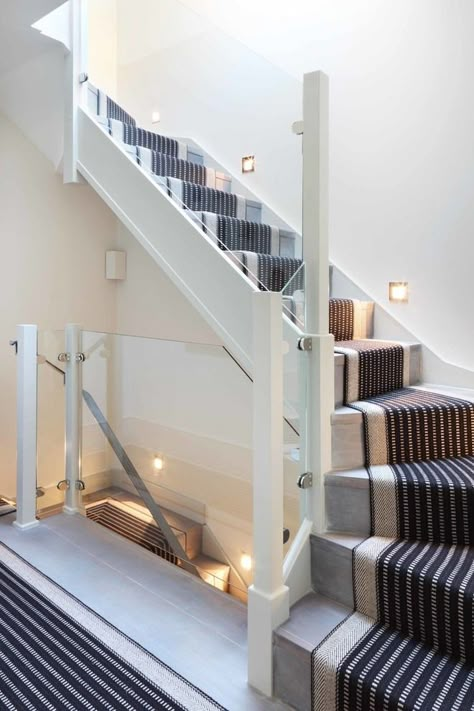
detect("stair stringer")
[77,107,278,370]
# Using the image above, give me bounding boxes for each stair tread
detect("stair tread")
[192,554,230,574]
[198,211,284,233]
[108,118,185,159]
[350,386,474,465]
[275,592,350,652]
[357,535,474,662]
[313,612,474,710]
[326,467,370,489]
[312,531,365,550]
[194,212,281,255]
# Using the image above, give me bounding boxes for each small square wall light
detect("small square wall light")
[389,281,409,303]
[151,111,161,124]
[240,553,253,571]
[242,155,256,173]
[153,454,165,472]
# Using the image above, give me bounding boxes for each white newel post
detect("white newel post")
[64,0,88,184]
[302,71,334,534]
[248,291,289,696]
[64,324,83,514]
[14,325,39,530]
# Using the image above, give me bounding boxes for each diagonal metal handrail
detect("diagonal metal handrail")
[82,390,194,570]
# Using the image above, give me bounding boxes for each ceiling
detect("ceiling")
[0,0,65,76]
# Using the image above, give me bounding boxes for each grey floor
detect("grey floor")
[0,512,292,711]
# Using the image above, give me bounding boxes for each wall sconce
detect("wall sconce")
[151,111,161,124]
[241,155,256,173]
[389,281,409,303]
[153,454,165,472]
[240,553,253,571]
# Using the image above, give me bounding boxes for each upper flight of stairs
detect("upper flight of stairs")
[88,85,302,295]
[79,85,319,367]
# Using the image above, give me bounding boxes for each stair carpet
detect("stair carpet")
[309,301,474,710]
[89,86,304,303]
[90,88,474,709]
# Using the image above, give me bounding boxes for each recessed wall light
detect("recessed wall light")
[153,454,165,471]
[242,155,255,173]
[389,281,409,302]
[151,111,161,124]
[240,553,253,571]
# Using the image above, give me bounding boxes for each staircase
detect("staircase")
[79,86,474,709]
[78,85,310,370]
[275,307,474,708]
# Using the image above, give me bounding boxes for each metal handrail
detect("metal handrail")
[82,390,195,572]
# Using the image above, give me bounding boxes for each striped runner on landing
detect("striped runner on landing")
[0,544,225,711]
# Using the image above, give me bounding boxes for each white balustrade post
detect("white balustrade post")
[64,0,88,184]
[14,325,39,530]
[64,324,83,514]
[248,291,289,696]
[301,71,334,534]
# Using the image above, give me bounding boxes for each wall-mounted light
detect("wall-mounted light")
[241,155,256,173]
[153,454,165,472]
[151,111,161,124]
[389,281,409,303]
[240,553,253,571]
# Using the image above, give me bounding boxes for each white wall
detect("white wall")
[0,46,66,168]
[116,0,474,375]
[0,111,119,497]
[88,0,118,96]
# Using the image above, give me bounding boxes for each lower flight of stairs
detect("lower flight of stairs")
[83,488,231,594]
[275,338,474,709]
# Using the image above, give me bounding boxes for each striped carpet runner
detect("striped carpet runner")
[0,544,224,710]
[201,213,274,254]
[313,615,474,711]
[369,457,474,544]
[232,252,304,292]
[144,149,208,185]
[86,499,179,564]
[313,382,474,706]
[329,298,354,342]
[335,340,410,402]
[350,388,474,466]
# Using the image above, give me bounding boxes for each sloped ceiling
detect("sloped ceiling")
[0,0,65,76]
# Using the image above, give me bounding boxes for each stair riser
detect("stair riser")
[273,636,311,711]
[303,533,347,603]
[310,536,355,609]
[331,411,365,470]
[325,474,371,535]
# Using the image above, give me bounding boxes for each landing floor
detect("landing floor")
[0,512,291,711]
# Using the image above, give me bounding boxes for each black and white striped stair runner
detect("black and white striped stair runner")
[0,544,224,710]
[86,499,179,564]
